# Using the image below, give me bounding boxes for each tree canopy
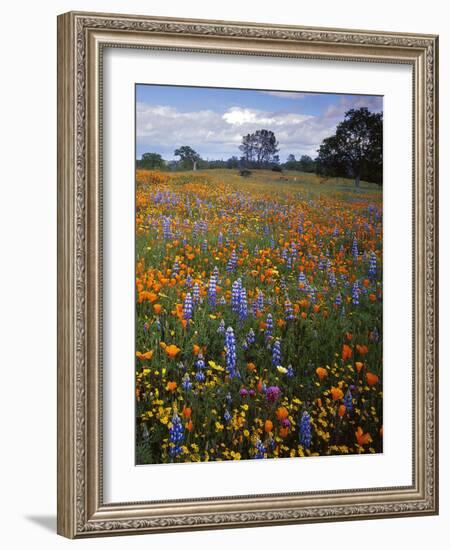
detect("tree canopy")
[316,107,383,186]
[174,145,201,170]
[136,152,165,170]
[239,129,279,168]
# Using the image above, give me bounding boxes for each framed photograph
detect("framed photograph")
[57,11,439,538]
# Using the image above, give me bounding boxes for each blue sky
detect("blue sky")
[136,84,382,162]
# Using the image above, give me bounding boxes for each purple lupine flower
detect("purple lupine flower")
[181,373,192,391]
[218,232,223,246]
[201,239,208,253]
[370,326,380,343]
[272,339,281,366]
[352,281,360,305]
[254,439,266,459]
[286,364,294,377]
[217,319,225,334]
[239,388,249,398]
[285,298,294,321]
[369,251,377,278]
[298,271,306,289]
[226,249,238,272]
[208,273,217,308]
[169,411,184,458]
[299,411,312,448]
[246,328,255,347]
[328,269,336,286]
[351,236,359,259]
[265,313,273,344]
[224,409,231,423]
[225,326,238,378]
[335,292,342,307]
[172,259,180,275]
[344,389,353,412]
[256,290,264,311]
[195,370,205,382]
[195,353,206,382]
[183,292,193,321]
[196,353,205,370]
[231,280,240,313]
[162,217,172,240]
[239,287,248,321]
[192,283,200,305]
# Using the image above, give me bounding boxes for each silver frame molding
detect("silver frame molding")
[57,11,439,538]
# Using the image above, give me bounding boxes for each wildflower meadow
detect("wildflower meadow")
[135,169,383,464]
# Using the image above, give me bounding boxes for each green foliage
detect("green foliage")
[316,107,383,186]
[137,152,165,170]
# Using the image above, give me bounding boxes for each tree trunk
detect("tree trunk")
[355,174,360,187]
[193,160,197,171]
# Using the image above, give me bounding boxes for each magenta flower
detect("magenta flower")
[266,385,281,403]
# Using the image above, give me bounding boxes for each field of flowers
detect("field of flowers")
[135,169,383,464]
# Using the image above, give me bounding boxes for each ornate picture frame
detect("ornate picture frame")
[57,11,438,538]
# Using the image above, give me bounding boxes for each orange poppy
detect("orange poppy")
[165,344,181,359]
[355,427,372,446]
[192,344,201,355]
[166,381,177,392]
[264,420,273,433]
[186,420,193,431]
[338,404,347,417]
[247,362,256,371]
[136,350,154,360]
[279,426,289,438]
[366,372,379,386]
[342,344,352,361]
[153,303,162,314]
[356,344,369,355]
[330,387,344,401]
[182,406,192,419]
[316,367,328,381]
[138,291,158,304]
[355,361,364,373]
[275,407,289,421]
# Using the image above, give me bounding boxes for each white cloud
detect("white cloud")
[136,97,382,161]
[222,107,312,127]
[259,91,306,99]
